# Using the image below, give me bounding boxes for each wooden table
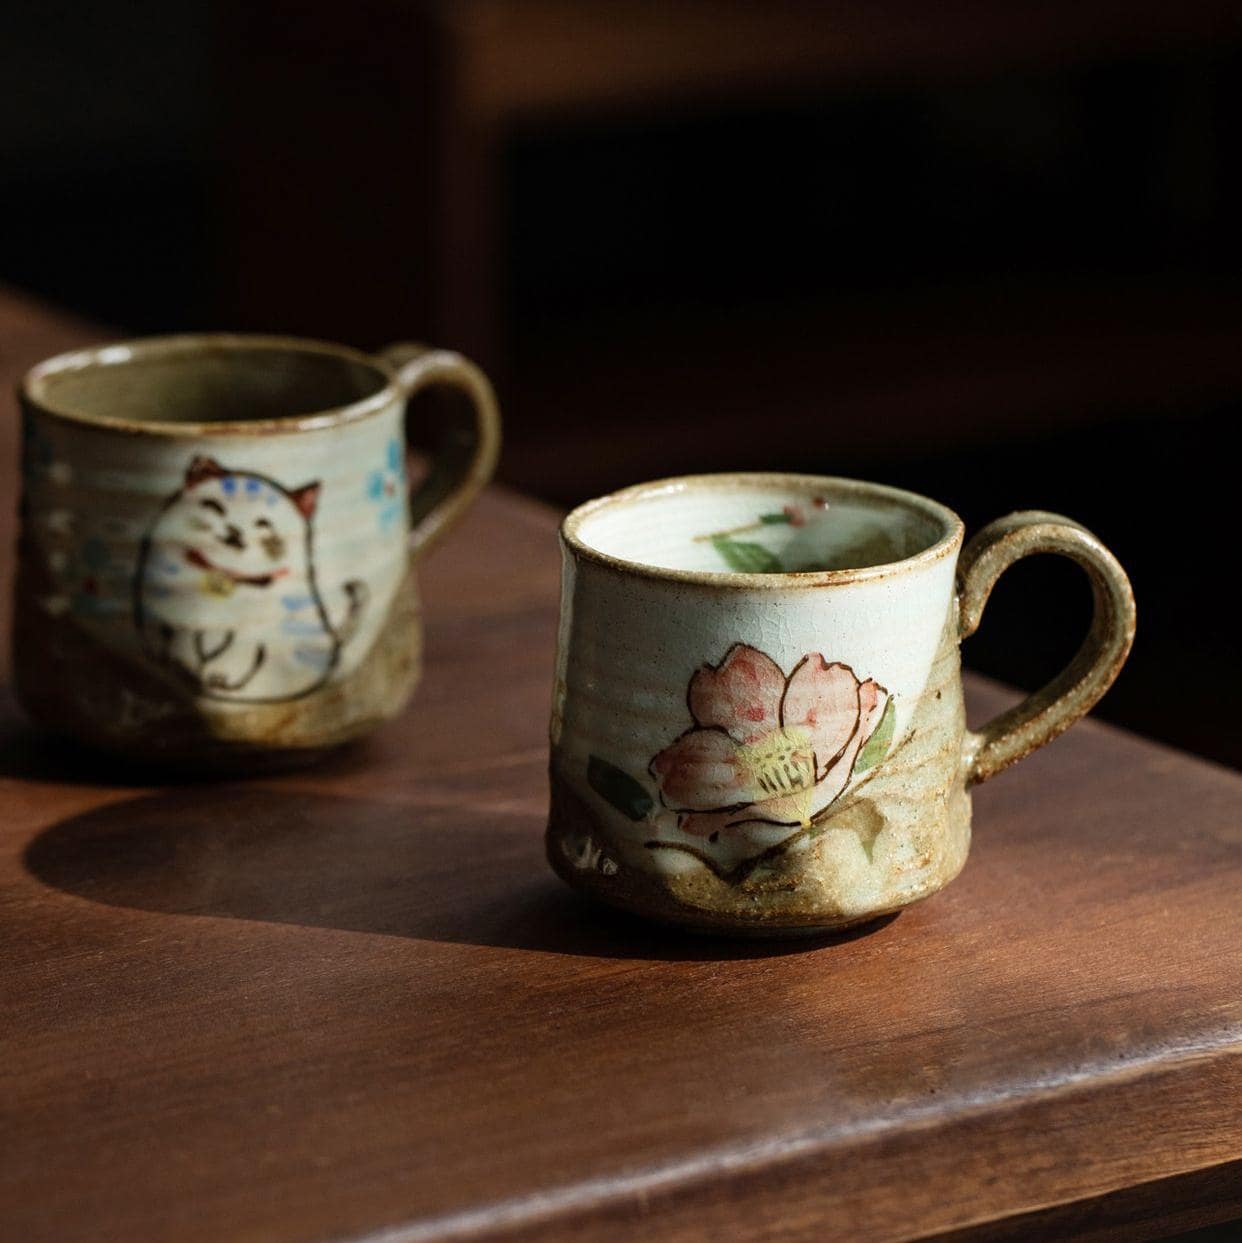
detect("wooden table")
[1,289,1240,1242]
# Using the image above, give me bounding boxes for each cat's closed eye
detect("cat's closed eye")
[199,498,226,515]
[254,515,286,559]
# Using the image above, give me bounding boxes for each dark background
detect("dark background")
[2,0,1238,767]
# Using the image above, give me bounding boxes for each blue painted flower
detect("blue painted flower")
[365,437,405,532]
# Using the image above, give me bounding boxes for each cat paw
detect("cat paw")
[344,579,369,611]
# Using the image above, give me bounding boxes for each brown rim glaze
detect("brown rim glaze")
[561,473,965,588]
[20,333,398,437]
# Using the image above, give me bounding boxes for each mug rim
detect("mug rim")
[19,332,399,437]
[561,472,965,588]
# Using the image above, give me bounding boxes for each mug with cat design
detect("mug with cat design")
[547,474,1135,934]
[15,333,500,766]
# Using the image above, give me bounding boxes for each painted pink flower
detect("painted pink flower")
[649,644,888,839]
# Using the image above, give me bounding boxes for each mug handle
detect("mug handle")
[957,511,1136,786]
[378,342,502,557]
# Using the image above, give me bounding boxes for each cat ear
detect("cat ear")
[289,481,321,519]
[185,456,226,488]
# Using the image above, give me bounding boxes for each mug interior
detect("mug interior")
[567,475,960,577]
[25,337,389,429]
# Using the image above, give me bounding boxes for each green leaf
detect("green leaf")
[854,698,896,774]
[712,537,783,573]
[759,511,793,525]
[588,755,654,821]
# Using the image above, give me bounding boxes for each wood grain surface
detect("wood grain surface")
[1,288,1239,1243]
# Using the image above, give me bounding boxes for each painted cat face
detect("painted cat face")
[149,456,320,591]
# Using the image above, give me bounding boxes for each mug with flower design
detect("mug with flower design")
[547,474,1135,934]
[15,334,500,767]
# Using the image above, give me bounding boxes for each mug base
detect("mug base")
[12,564,422,772]
[547,819,912,939]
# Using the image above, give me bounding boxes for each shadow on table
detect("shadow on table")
[23,786,897,962]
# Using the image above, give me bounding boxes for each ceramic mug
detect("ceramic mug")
[547,474,1135,934]
[15,333,500,766]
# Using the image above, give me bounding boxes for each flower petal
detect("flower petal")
[688,644,785,744]
[677,808,746,839]
[650,728,758,811]
[679,793,807,839]
[858,678,883,734]
[780,656,862,778]
[813,680,889,810]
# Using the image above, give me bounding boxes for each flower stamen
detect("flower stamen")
[739,728,816,825]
